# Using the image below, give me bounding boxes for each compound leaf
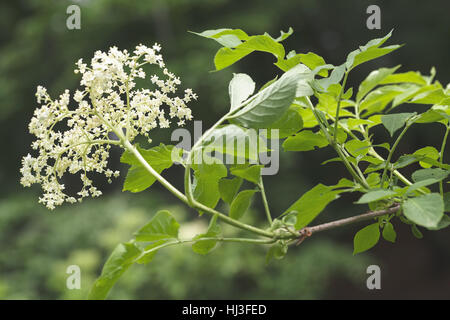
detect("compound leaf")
[402,193,444,228]
[229,189,257,220]
[353,223,380,254]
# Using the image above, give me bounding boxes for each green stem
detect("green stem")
[338,143,369,185]
[192,200,274,238]
[305,97,369,189]
[333,72,349,142]
[183,91,264,211]
[368,148,422,189]
[322,111,369,185]
[259,176,272,225]
[380,124,410,187]
[123,140,188,203]
[134,237,276,263]
[439,125,449,195]
[319,111,368,181]
[93,98,274,238]
[184,113,230,205]
[353,102,425,192]
[122,140,274,238]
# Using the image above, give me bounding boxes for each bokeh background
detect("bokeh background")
[0,0,449,299]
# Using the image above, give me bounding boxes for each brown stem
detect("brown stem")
[297,204,401,242]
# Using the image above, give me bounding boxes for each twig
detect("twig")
[259,176,273,225]
[297,204,401,242]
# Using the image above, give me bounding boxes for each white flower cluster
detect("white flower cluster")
[20,44,197,209]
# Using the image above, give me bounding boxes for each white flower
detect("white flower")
[21,44,197,209]
[74,90,84,102]
[35,86,48,103]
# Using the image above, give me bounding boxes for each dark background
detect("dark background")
[0,0,448,299]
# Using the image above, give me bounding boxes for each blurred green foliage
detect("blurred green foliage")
[0,0,449,299]
[0,192,370,299]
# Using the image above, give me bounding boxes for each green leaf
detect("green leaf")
[88,242,142,300]
[204,124,268,162]
[191,28,249,47]
[192,157,228,209]
[391,84,438,109]
[359,85,405,116]
[427,215,450,231]
[283,184,340,229]
[121,144,181,193]
[353,223,380,254]
[382,222,397,243]
[346,118,378,130]
[229,189,257,220]
[297,107,318,129]
[400,178,438,195]
[379,71,428,85]
[360,156,384,166]
[259,76,279,91]
[282,130,329,151]
[343,87,353,100]
[270,27,294,42]
[282,214,297,226]
[366,172,381,187]
[352,46,401,70]
[411,224,423,239]
[392,155,418,169]
[134,210,180,241]
[332,178,356,189]
[356,189,397,204]
[314,64,346,92]
[192,215,221,255]
[444,192,450,212]
[374,143,391,151]
[230,164,263,184]
[322,157,348,166]
[228,64,311,128]
[402,193,444,228]
[315,90,354,116]
[266,242,288,264]
[411,87,447,105]
[346,31,401,71]
[381,112,416,137]
[214,34,285,71]
[356,65,401,102]
[277,52,328,76]
[393,152,450,171]
[413,146,440,169]
[416,109,450,124]
[299,52,328,76]
[335,128,348,144]
[412,168,449,183]
[229,73,255,112]
[345,139,371,157]
[367,114,383,128]
[218,177,242,204]
[136,240,166,264]
[265,105,303,138]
